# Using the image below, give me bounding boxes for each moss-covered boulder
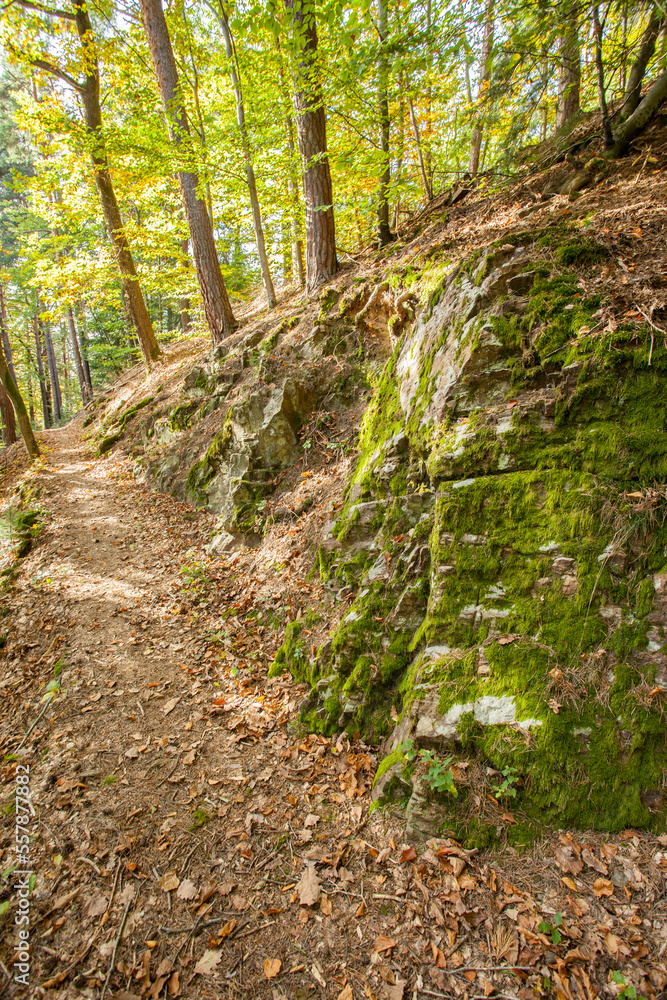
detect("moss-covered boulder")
[278,245,667,840]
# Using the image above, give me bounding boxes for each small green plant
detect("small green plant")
[190,806,209,829]
[102,775,117,785]
[399,740,458,797]
[494,765,519,800]
[611,972,648,1000]
[538,912,563,945]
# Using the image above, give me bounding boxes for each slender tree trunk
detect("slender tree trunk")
[469,0,494,176]
[0,350,39,458]
[276,36,305,288]
[33,316,50,430]
[285,0,337,293]
[65,0,160,364]
[217,4,277,308]
[43,322,62,423]
[77,306,93,393]
[376,0,393,246]
[555,0,581,128]
[139,0,237,341]
[0,286,17,384]
[0,380,17,445]
[592,4,615,147]
[620,4,663,119]
[407,93,432,200]
[67,307,89,404]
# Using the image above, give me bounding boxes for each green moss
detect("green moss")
[553,238,608,266]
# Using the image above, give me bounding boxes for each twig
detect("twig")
[105,856,122,919]
[234,918,278,940]
[159,917,225,935]
[40,932,100,991]
[76,856,101,876]
[179,842,198,875]
[100,896,133,999]
[15,692,56,751]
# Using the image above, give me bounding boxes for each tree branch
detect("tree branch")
[11,0,76,20]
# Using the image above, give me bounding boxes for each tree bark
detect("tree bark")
[276,36,305,288]
[33,316,51,430]
[376,0,393,246]
[285,0,337,293]
[607,67,667,155]
[0,348,39,458]
[555,0,581,128]
[67,306,89,404]
[0,380,17,445]
[592,4,615,148]
[179,239,193,334]
[43,321,62,423]
[217,3,277,308]
[469,0,494,176]
[408,91,432,201]
[77,307,93,393]
[139,0,237,341]
[0,286,17,384]
[620,4,663,119]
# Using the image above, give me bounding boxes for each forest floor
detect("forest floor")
[1,420,667,1000]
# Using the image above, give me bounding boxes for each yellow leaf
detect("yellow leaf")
[264,958,282,979]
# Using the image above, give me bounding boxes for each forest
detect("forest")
[1,0,667,995]
[0,0,665,451]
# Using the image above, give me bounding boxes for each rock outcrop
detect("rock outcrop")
[274,235,667,842]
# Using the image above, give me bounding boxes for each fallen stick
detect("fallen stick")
[100,896,133,999]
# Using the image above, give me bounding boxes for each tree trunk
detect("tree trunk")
[276,36,305,288]
[407,93,432,200]
[555,0,581,128]
[0,286,17,384]
[179,238,193,334]
[0,348,39,458]
[138,0,237,341]
[592,4,615,148]
[66,1,160,365]
[33,316,51,429]
[217,3,277,308]
[67,307,89,404]
[77,307,93,393]
[469,0,494,176]
[0,379,17,445]
[376,0,393,246]
[607,67,667,156]
[285,0,337,294]
[43,322,62,423]
[620,4,663,119]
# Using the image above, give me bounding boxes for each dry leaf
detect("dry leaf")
[231,894,249,911]
[163,697,180,715]
[338,985,354,1000]
[182,750,196,765]
[265,958,282,979]
[85,895,107,917]
[375,934,397,953]
[218,918,236,939]
[582,848,608,875]
[124,746,140,759]
[554,845,583,876]
[176,879,198,900]
[52,889,79,911]
[400,845,416,863]
[311,964,327,988]
[159,872,180,892]
[304,813,320,828]
[193,949,222,975]
[384,981,406,1000]
[355,900,365,917]
[593,878,614,897]
[297,864,321,906]
[155,959,175,978]
[320,893,333,916]
[168,971,180,996]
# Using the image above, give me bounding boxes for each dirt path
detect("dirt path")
[1,425,667,1000]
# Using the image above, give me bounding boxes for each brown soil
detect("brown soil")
[0,422,666,1000]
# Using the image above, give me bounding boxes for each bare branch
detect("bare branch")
[11,0,77,20]
[7,43,84,91]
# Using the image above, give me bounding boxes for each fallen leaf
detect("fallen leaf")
[593,878,614,897]
[400,845,416,864]
[52,889,79,910]
[296,864,321,906]
[582,848,608,875]
[554,845,583,876]
[384,981,406,1000]
[218,918,236,939]
[338,985,354,1000]
[304,813,320,828]
[182,750,196,765]
[124,746,139,759]
[176,879,198,900]
[168,970,180,996]
[159,872,180,892]
[265,958,282,979]
[355,900,365,917]
[85,895,107,917]
[193,949,222,975]
[320,893,332,916]
[311,964,326,988]
[163,697,180,715]
[498,635,518,645]
[375,934,397,953]
[155,958,175,978]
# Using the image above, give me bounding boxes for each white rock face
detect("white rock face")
[415,694,542,742]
